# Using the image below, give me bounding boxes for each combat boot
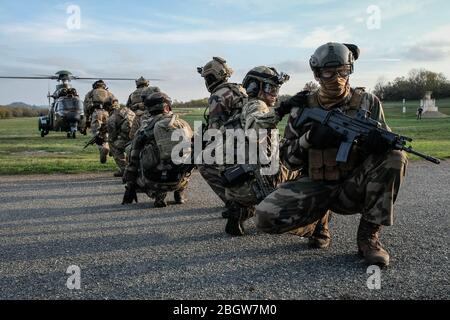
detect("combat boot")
[174,190,187,204]
[225,206,255,237]
[221,201,234,219]
[357,218,390,267]
[309,212,332,249]
[154,192,168,208]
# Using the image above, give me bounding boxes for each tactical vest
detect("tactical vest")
[305,88,367,181]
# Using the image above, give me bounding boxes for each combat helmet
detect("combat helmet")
[135,76,149,88]
[144,92,172,114]
[242,66,290,97]
[93,79,107,89]
[197,57,234,92]
[309,43,360,77]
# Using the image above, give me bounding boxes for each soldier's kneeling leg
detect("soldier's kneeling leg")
[255,178,335,234]
[335,150,408,227]
[154,192,168,208]
[198,164,228,204]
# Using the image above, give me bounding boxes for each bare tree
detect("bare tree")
[303,81,320,92]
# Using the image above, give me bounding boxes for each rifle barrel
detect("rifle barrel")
[403,146,441,164]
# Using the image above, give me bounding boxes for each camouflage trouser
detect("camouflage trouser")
[256,150,408,234]
[109,139,129,172]
[91,109,110,156]
[137,174,190,199]
[226,164,301,208]
[198,164,228,204]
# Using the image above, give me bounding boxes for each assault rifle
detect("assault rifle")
[83,134,101,149]
[293,108,440,164]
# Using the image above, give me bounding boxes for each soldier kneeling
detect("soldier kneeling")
[255,43,408,267]
[122,92,194,208]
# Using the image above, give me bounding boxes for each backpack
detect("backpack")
[154,114,193,161]
[91,88,112,104]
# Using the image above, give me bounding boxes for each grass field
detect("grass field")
[1,99,449,175]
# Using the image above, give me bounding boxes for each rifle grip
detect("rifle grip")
[336,142,353,163]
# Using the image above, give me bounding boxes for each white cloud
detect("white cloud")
[403,24,450,61]
[377,0,435,21]
[295,25,351,48]
[0,20,295,45]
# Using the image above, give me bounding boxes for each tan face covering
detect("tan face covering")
[318,74,350,109]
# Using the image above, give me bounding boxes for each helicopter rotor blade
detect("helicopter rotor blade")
[73,77,163,81]
[0,76,58,80]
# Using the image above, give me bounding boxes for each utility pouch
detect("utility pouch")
[323,148,340,181]
[308,149,324,181]
[221,164,255,187]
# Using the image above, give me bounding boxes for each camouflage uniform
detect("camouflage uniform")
[123,92,193,207]
[128,86,161,140]
[125,112,191,204]
[84,85,115,124]
[107,103,135,174]
[256,88,408,233]
[225,97,299,207]
[198,82,248,204]
[85,87,116,163]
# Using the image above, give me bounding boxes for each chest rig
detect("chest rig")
[306,88,367,181]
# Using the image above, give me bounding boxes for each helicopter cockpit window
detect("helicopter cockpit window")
[55,99,84,114]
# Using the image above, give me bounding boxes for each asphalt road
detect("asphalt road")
[0,162,449,300]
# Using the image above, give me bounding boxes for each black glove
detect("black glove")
[275,91,308,118]
[307,122,342,149]
[363,130,391,154]
[94,136,104,145]
[122,184,138,205]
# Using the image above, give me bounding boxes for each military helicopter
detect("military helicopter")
[0,70,137,138]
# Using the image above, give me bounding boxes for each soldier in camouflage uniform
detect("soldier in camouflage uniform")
[107,99,136,177]
[255,43,408,267]
[122,92,192,208]
[224,66,300,236]
[85,80,116,164]
[84,80,109,126]
[127,77,161,140]
[196,57,248,218]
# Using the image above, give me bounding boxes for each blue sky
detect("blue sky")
[0,0,449,105]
